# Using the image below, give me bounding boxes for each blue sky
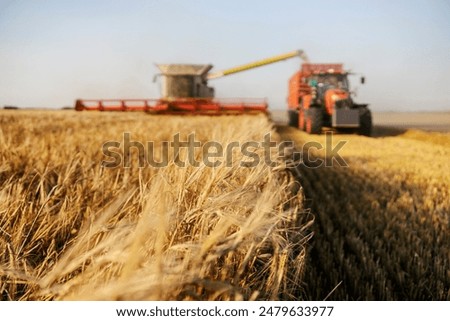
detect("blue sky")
[0,0,449,111]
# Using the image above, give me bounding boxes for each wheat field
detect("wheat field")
[278,126,450,300]
[0,110,311,301]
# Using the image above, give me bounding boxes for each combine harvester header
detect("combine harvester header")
[75,50,308,114]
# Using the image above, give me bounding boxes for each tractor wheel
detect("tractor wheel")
[299,107,306,131]
[287,109,299,127]
[358,107,372,136]
[305,108,323,134]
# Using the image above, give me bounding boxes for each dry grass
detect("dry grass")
[0,110,311,301]
[279,126,450,300]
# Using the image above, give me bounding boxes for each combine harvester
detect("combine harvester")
[75,50,308,115]
[287,63,372,135]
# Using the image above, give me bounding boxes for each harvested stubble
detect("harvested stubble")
[0,110,311,300]
[279,126,450,300]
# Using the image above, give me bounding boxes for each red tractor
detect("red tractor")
[287,63,372,135]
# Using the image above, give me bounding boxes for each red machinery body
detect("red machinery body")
[288,63,345,113]
[287,63,371,135]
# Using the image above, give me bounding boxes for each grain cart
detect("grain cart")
[287,63,372,135]
[75,50,308,114]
